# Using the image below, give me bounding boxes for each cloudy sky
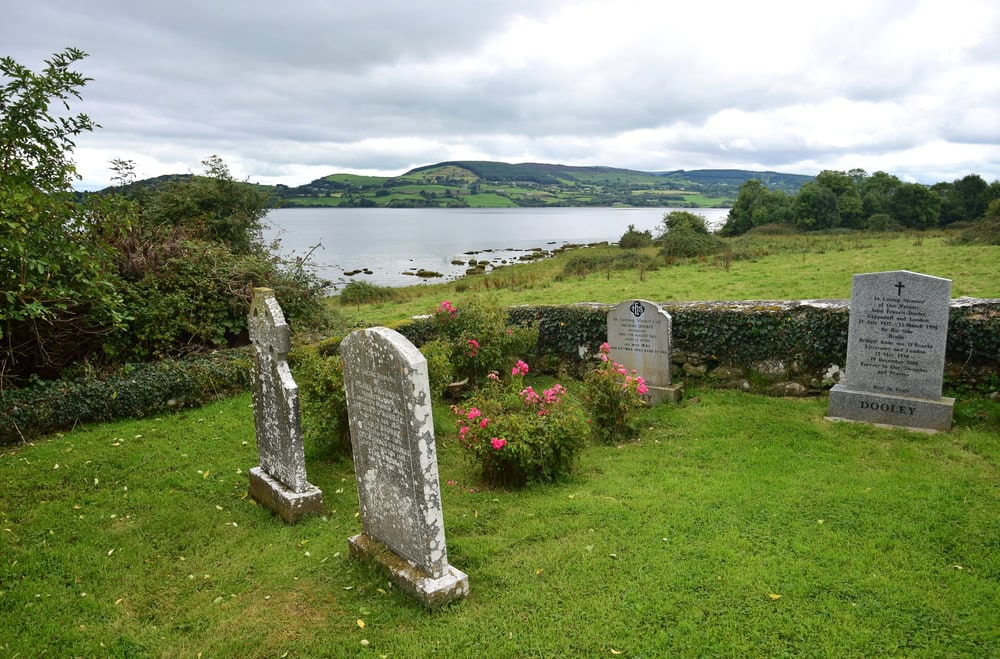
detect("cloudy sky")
[4,0,999,190]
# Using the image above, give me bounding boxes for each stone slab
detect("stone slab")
[826,384,954,433]
[249,466,324,524]
[607,299,672,390]
[340,327,452,580]
[843,270,951,400]
[645,384,683,405]
[349,532,469,609]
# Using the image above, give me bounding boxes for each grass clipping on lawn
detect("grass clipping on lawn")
[1,387,998,656]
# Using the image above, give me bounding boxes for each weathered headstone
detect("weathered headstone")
[247,288,323,523]
[340,326,469,607]
[607,299,682,403]
[827,270,954,432]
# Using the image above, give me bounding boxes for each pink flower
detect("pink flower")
[600,354,608,362]
[467,338,479,357]
[491,437,507,450]
[437,300,457,319]
[459,425,470,436]
[637,377,648,395]
[467,407,482,420]
[511,360,529,376]
[479,418,489,428]
[487,371,499,381]
[600,342,611,354]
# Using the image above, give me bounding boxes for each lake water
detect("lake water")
[264,207,730,289]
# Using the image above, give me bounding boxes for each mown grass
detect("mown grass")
[2,388,998,655]
[336,230,1000,328]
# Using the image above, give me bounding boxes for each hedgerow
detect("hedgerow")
[1,351,250,443]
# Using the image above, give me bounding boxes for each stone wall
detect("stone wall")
[554,298,1000,397]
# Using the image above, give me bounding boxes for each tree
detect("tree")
[719,179,792,236]
[889,182,940,229]
[143,155,269,254]
[793,181,839,230]
[0,48,126,383]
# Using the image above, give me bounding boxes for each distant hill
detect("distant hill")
[104,161,815,209]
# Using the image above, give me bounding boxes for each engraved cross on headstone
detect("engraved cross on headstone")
[249,288,309,493]
[895,281,905,296]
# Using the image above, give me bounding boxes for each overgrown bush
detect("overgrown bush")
[102,239,327,362]
[583,342,648,444]
[618,224,654,248]
[950,199,1000,245]
[291,348,352,459]
[658,227,724,258]
[451,360,588,486]
[338,280,399,306]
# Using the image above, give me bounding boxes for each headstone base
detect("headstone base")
[349,532,469,608]
[645,384,683,405]
[825,384,954,433]
[249,466,324,524]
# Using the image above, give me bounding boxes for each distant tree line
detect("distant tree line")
[720,169,1000,235]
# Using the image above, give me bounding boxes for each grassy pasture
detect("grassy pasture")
[2,389,997,656]
[336,231,1000,328]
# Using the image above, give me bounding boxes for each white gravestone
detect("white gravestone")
[247,288,323,523]
[607,299,681,403]
[827,270,955,432]
[341,326,468,607]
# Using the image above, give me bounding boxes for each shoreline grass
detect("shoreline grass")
[328,230,1000,329]
[3,387,998,656]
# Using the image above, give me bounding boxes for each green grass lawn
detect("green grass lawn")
[2,388,998,656]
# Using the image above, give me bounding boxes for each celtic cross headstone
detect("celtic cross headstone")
[247,288,323,523]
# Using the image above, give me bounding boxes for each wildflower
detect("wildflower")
[637,377,648,395]
[511,360,529,376]
[479,418,489,429]
[491,437,507,450]
[467,407,482,420]
[459,425,470,437]
[487,371,500,381]
[599,342,611,354]
[467,338,479,357]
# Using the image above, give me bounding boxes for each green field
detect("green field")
[3,387,997,655]
[335,230,1000,328]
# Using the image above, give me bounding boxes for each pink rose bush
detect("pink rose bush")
[422,296,539,396]
[582,342,648,444]
[452,359,588,486]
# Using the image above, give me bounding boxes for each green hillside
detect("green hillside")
[273,161,814,208]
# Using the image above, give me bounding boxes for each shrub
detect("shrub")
[658,210,711,234]
[0,351,250,443]
[659,227,724,258]
[451,361,588,486]
[291,348,352,459]
[433,296,538,385]
[338,280,398,306]
[583,342,648,444]
[618,224,654,248]
[420,338,457,398]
